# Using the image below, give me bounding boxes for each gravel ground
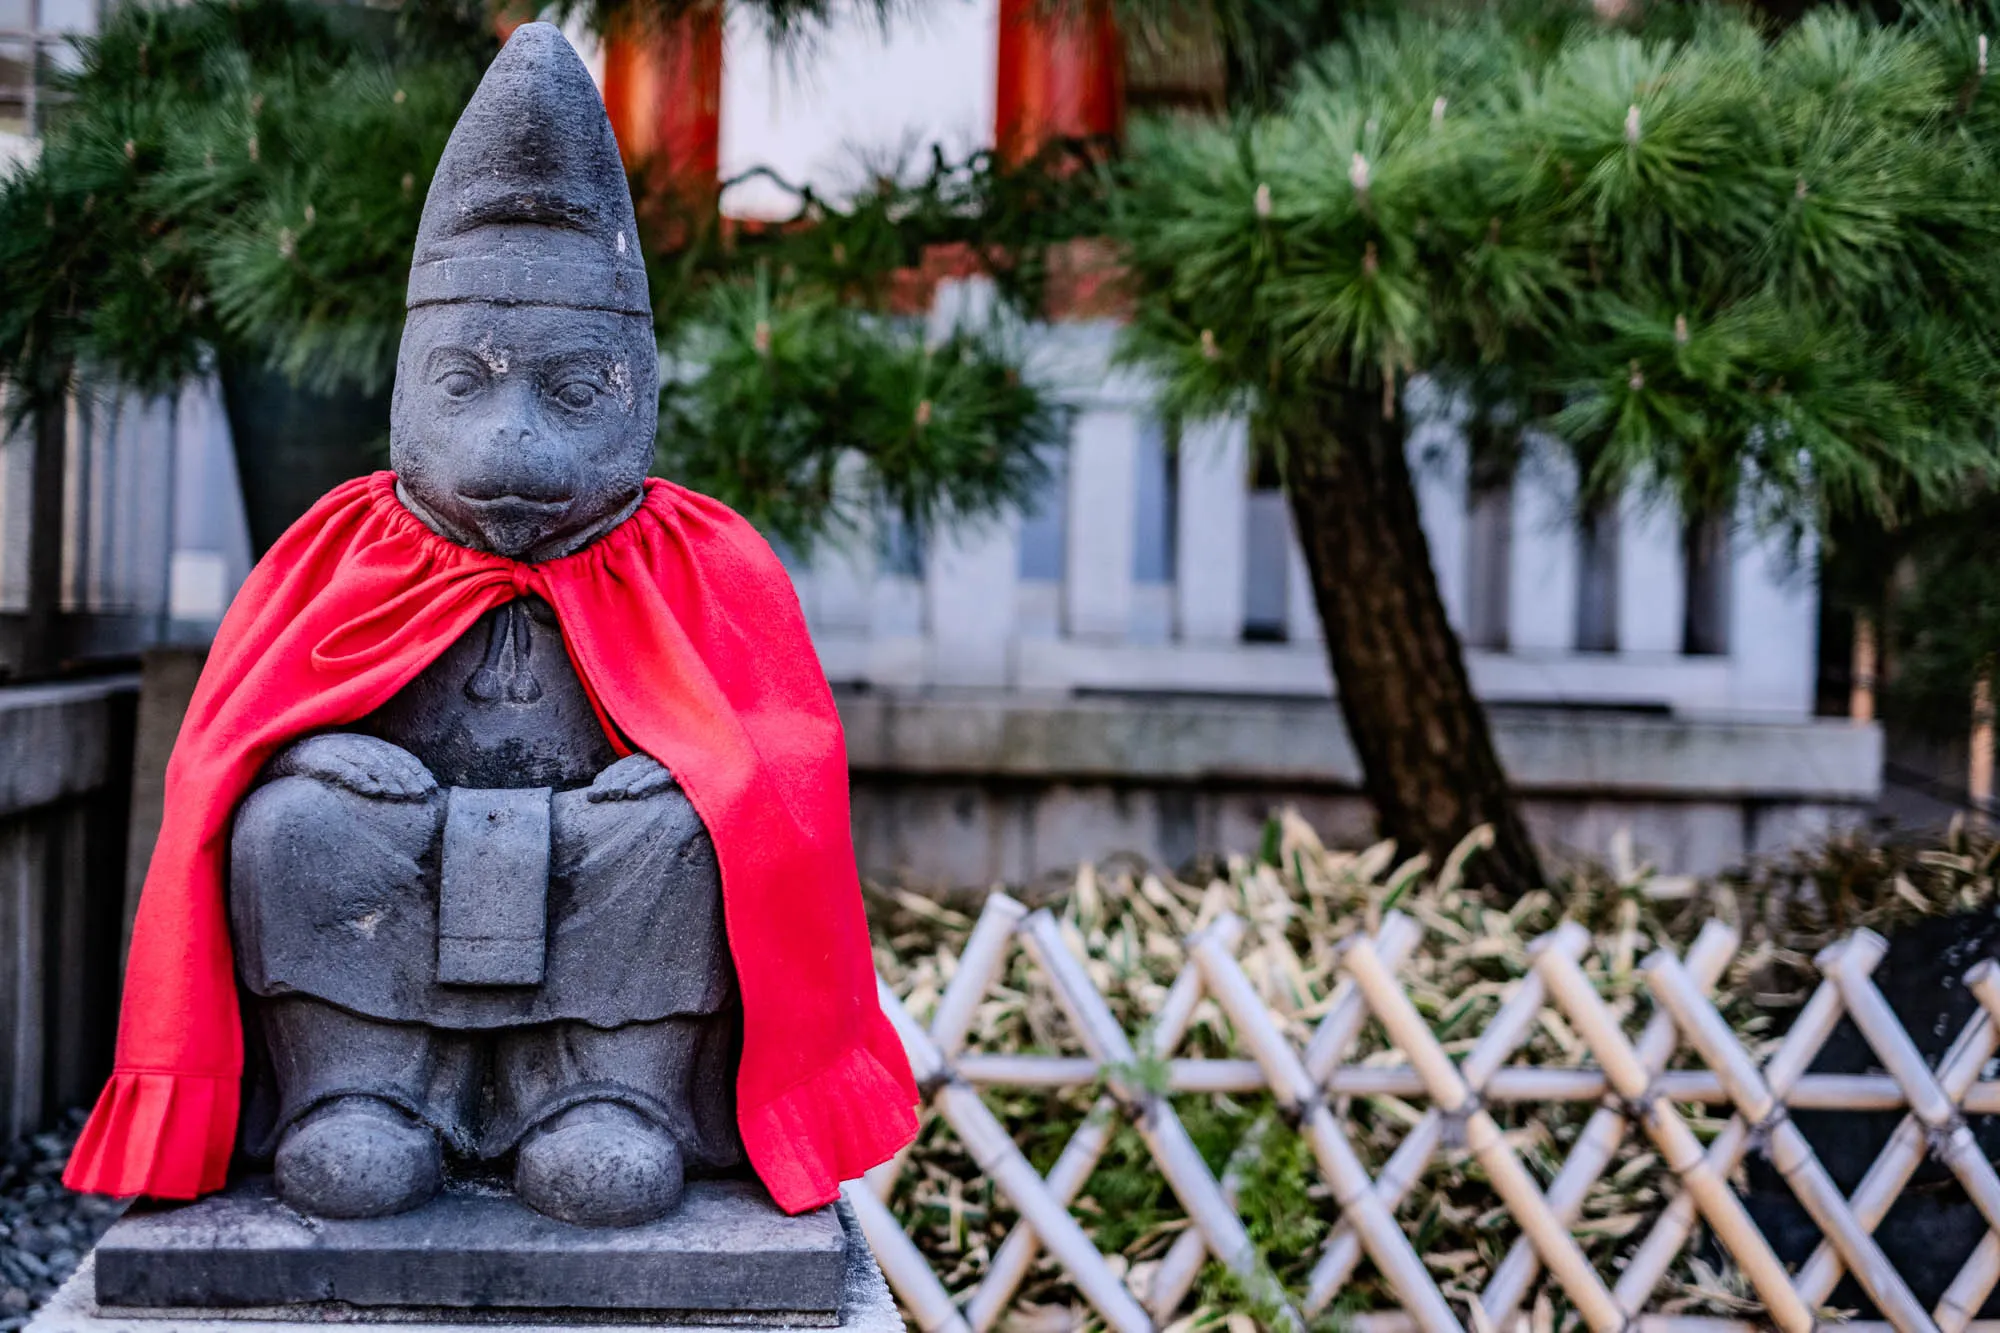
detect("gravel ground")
[0,1112,124,1331]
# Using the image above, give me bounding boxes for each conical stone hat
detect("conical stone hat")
[406,22,651,316]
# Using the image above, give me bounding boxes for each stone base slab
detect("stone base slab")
[55,1180,869,1327]
[27,1202,895,1333]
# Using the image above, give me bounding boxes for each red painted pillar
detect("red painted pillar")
[992,0,1127,319]
[993,0,1124,164]
[602,6,724,231]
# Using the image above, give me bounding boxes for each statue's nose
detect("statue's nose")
[459,387,575,504]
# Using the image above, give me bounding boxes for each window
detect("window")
[1,0,38,140]
[1574,499,1620,653]
[1682,513,1732,656]
[1242,448,1286,641]
[1463,456,1514,651]
[1131,417,1176,585]
[1016,439,1068,583]
[878,511,925,580]
[2,0,90,142]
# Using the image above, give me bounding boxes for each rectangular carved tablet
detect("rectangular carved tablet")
[437,786,552,987]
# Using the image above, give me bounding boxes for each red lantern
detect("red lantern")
[993,0,1124,164]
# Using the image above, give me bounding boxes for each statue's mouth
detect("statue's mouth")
[459,493,574,516]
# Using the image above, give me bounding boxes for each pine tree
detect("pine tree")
[1115,2,2000,891]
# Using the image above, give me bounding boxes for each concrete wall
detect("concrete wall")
[102,651,1872,898]
[841,692,1883,886]
[0,676,137,1136]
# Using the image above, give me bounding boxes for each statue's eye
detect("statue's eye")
[439,369,481,399]
[554,380,599,411]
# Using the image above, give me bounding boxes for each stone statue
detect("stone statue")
[228,24,734,1229]
[51,20,913,1323]
[63,28,917,1292]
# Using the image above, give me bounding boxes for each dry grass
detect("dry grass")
[865,812,2000,1333]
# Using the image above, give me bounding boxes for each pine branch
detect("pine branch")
[656,267,1060,556]
[1117,3,2000,528]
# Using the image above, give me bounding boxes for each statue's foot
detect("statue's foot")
[274,1096,442,1219]
[515,1101,684,1227]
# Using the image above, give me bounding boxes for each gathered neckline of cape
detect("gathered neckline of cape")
[361,470,675,576]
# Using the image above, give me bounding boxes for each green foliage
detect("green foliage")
[654,267,1060,556]
[1188,1112,1336,1324]
[1116,4,2000,533]
[647,140,1116,328]
[632,136,1110,559]
[1865,491,2000,739]
[0,0,487,408]
[3,0,1061,556]
[156,49,481,393]
[1106,1044,1175,1098]
[1231,1118,1326,1260]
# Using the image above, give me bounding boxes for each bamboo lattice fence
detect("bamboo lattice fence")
[853,828,2000,1333]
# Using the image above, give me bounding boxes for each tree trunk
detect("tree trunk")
[1279,385,1545,897]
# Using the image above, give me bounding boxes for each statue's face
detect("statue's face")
[390,302,658,562]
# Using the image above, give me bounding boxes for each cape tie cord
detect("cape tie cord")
[461,599,544,703]
[465,606,515,701]
[66,471,917,1210]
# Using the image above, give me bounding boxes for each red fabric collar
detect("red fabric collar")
[65,472,916,1213]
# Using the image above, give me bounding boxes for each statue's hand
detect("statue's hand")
[268,734,438,802]
[586,753,676,803]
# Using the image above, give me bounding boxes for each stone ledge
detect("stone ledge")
[28,1203,896,1333]
[835,690,1883,803]
[90,1179,846,1319]
[0,674,140,820]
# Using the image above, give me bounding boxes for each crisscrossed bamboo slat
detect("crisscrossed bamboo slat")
[854,891,2000,1333]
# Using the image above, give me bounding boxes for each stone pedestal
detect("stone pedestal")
[27,1190,899,1333]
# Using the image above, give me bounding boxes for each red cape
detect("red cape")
[65,472,917,1214]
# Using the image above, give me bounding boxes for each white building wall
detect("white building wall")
[786,307,1825,723]
[718,0,999,220]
